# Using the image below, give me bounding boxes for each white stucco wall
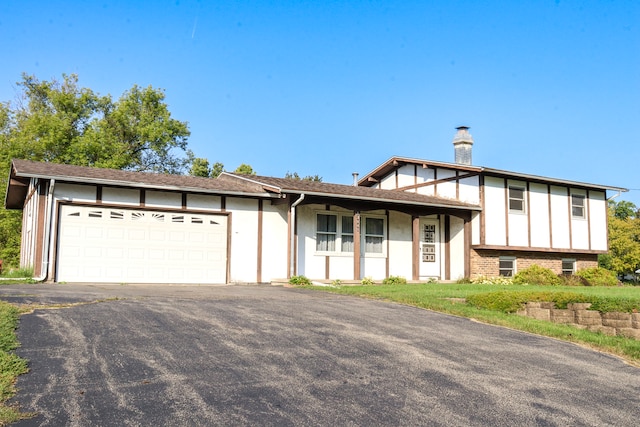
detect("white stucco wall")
[570,189,589,249]
[55,183,97,203]
[449,216,465,280]
[227,197,259,283]
[145,190,181,209]
[507,179,528,247]
[261,203,288,282]
[529,183,551,248]
[102,187,140,205]
[388,211,412,277]
[396,164,415,189]
[458,175,480,204]
[483,177,507,246]
[416,167,435,196]
[589,191,607,251]
[550,186,570,249]
[436,169,457,199]
[186,194,222,211]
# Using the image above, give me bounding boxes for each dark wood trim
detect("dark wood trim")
[433,168,438,196]
[257,200,263,283]
[54,201,231,216]
[181,193,188,210]
[567,188,573,249]
[412,216,420,280]
[504,179,509,246]
[139,189,146,207]
[395,170,399,189]
[444,215,451,280]
[414,165,418,193]
[455,171,460,200]
[480,175,485,246]
[526,182,531,247]
[226,214,232,283]
[464,219,471,278]
[471,244,607,255]
[353,211,361,279]
[221,196,226,212]
[96,186,103,204]
[547,185,553,248]
[386,210,390,277]
[34,182,48,278]
[325,256,330,280]
[396,172,480,192]
[586,190,592,250]
[287,201,292,279]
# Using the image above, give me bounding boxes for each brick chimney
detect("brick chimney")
[453,126,473,165]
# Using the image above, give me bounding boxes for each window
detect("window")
[572,194,585,219]
[316,214,337,252]
[508,186,525,213]
[315,213,385,254]
[341,216,354,252]
[365,217,384,253]
[562,259,576,275]
[499,257,516,277]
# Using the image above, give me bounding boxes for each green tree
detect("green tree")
[189,157,211,177]
[234,164,256,175]
[211,162,224,178]
[0,73,192,267]
[284,171,322,181]
[601,200,640,279]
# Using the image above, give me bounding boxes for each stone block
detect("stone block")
[617,328,640,339]
[526,302,542,309]
[602,312,632,329]
[632,313,640,329]
[527,308,550,321]
[575,310,602,326]
[540,302,556,309]
[550,309,575,324]
[568,303,592,311]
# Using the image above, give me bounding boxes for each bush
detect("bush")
[361,277,375,285]
[575,267,619,287]
[382,276,407,285]
[288,275,312,286]
[513,265,561,286]
[471,276,513,285]
[467,291,590,313]
[558,274,589,286]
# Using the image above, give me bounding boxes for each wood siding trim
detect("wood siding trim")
[412,216,419,280]
[548,185,554,248]
[353,211,361,279]
[221,196,226,212]
[140,189,146,207]
[444,215,451,280]
[257,199,263,283]
[587,190,592,250]
[455,171,460,200]
[325,256,330,280]
[526,182,531,247]
[504,179,510,246]
[386,210,390,277]
[96,186,103,204]
[34,183,48,278]
[567,188,573,249]
[471,244,607,255]
[464,219,471,278]
[480,175,486,245]
[181,193,188,210]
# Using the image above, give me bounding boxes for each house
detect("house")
[4,127,627,284]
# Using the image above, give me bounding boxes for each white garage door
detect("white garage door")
[57,205,228,284]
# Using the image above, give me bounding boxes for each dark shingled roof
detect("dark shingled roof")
[218,173,481,210]
[6,159,481,211]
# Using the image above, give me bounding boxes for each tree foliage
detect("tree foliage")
[600,200,640,279]
[284,171,322,182]
[188,158,247,178]
[0,73,192,267]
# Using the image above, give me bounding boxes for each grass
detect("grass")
[306,283,640,365]
[0,301,31,425]
[0,268,35,285]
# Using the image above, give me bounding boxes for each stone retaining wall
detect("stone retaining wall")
[517,302,640,339]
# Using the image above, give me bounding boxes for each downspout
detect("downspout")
[289,194,305,277]
[33,179,55,282]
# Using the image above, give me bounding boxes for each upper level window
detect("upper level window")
[571,194,586,219]
[499,257,516,277]
[508,186,525,213]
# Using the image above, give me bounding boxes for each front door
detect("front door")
[419,219,440,279]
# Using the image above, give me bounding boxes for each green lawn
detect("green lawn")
[0,301,30,425]
[308,283,640,365]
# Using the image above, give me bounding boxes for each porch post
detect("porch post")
[412,215,419,281]
[353,211,361,280]
[464,218,472,278]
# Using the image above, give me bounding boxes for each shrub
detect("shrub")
[361,277,375,285]
[558,274,589,286]
[471,276,513,285]
[575,267,619,287]
[288,275,312,286]
[456,277,473,284]
[331,279,343,286]
[382,276,407,285]
[513,264,561,286]
[467,291,590,313]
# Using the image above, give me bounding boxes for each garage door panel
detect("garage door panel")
[57,205,228,284]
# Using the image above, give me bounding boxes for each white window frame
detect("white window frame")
[314,212,386,256]
[508,186,526,213]
[571,194,586,219]
[562,259,576,275]
[499,256,516,277]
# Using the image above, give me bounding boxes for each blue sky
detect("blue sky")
[1,1,638,204]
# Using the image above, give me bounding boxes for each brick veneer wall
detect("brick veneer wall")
[470,249,598,278]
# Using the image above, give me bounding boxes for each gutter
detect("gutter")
[33,179,55,282]
[289,194,305,277]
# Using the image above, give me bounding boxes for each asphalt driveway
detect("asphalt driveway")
[0,283,638,426]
